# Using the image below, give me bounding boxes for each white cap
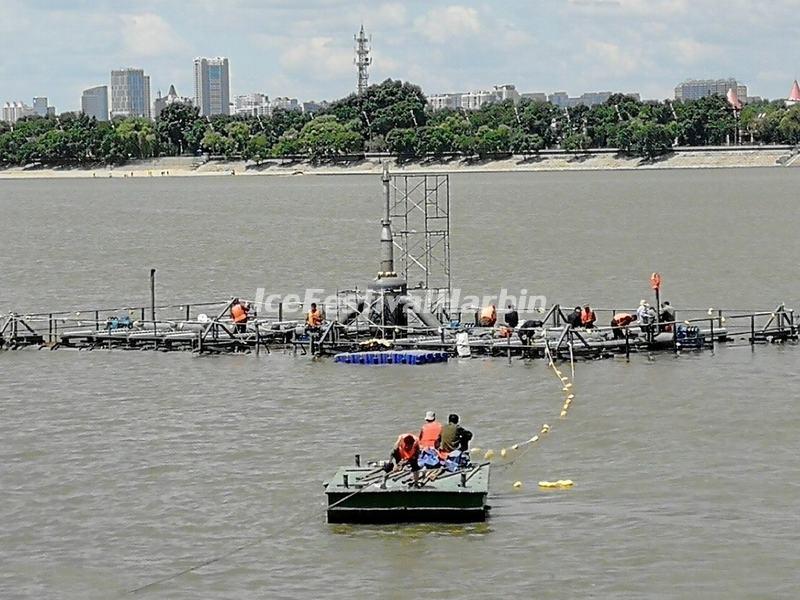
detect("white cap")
[425,411,435,421]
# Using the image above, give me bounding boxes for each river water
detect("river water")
[1,169,799,599]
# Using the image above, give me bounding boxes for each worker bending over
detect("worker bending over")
[610,312,637,339]
[387,433,421,485]
[478,304,497,327]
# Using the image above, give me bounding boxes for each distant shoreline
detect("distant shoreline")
[1,146,797,179]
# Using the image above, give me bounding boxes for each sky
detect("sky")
[1,0,799,112]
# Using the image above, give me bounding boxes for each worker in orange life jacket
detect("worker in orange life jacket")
[610,312,637,339]
[581,305,597,329]
[230,298,249,334]
[388,433,421,485]
[418,411,442,450]
[478,304,497,327]
[306,302,323,332]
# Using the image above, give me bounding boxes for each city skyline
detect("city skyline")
[1,1,799,113]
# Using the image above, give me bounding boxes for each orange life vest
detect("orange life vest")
[581,309,596,325]
[395,433,420,461]
[306,309,322,327]
[231,303,247,323]
[479,306,497,325]
[419,421,442,449]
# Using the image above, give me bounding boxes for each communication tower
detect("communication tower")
[354,25,371,95]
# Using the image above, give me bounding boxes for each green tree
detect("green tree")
[562,132,591,153]
[778,105,800,144]
[156,103,201,154]
[474,125,513,157]
[297,115,363,159]
[385,128,418,155]
[115,117,158,158]
[200,128,229,155]
[271,128,302,157]
[246,133,271,163]
[225,122,251,158]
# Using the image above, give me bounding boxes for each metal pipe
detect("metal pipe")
[150,269,156,330]
[625,327,630,361]
[380,162,394,274]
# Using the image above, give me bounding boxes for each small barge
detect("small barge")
[325,463,490,524]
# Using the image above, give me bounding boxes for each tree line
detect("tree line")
[1,78,799,167]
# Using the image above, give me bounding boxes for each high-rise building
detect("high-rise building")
[81,86,109,121]
[153,85,192,119]
[2,101,35,123]
[193,57,230,117]
[674,79,747,102]
[233,93,270,117]
[110,68,151,118]
[32,97,49,117]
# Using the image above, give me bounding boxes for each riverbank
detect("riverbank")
[1,146,798,179]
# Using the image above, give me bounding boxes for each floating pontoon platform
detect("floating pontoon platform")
[325,464,490,523]
[333,349,449,365]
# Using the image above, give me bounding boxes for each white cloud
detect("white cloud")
[280,37,352,80]
[414,5,481,42]
[584,40,639,74]
[567,0,688,16]
[119,13,188,59]
[669,38,721,65]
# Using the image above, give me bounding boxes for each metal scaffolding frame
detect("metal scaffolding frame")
[389,173,451,314]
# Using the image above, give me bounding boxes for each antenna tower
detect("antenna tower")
[354,25,371,95]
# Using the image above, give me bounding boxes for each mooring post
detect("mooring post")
[150,269,156,333]
[672,311,678,353]
[625,327,630,361]
[460,472,467,487]
[710,318,715,351]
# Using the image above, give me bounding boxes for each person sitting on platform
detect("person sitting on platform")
[504,303,519,329]
[610,312,637,339]
[387,433,421,485]
[478,305,497,327]
[581,305,597,329]
[306,302,323,334]
[566,306,583,328]
[418,411,442,450]
[439,413,473,459]
[230,298,250,334]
